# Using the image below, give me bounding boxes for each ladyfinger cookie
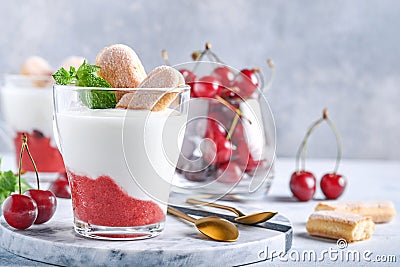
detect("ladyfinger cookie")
[116,65,184,111]
[116,90,178,111]
[20,56,53,87]
[306,211,375,242]
[315,200,396,223]
[20,56,53,76]
[96,44,147,88]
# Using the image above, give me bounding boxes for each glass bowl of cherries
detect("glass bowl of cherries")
[166,43,276,200]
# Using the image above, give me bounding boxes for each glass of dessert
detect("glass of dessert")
[53,44,190,240]
[0,56,84,181]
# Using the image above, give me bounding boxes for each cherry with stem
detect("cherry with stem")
[290,111,326,201]
[290,109,346,201]
[320,110,346,199]
[21,133,57,224]
[2,133,38,230]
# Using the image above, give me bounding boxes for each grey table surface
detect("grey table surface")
[1,156,399,266]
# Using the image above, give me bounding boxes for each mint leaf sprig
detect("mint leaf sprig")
[53,60,112,88]
[53,61,116,109]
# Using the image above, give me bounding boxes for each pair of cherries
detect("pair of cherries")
[290,109,347,201]
[290,171,346,201]
[2,133,57,229]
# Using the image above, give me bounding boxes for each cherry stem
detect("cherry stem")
[325,115,342,173]
[226,113,240,140]
[22,133,40,190]
[192,42,223,73]
[252,68,264,95]
[17,137,26,195]
[215,95,252,124]
[295,118,324,172]
[262,59,275,93]
[295,109,342,173]
[161,50,170,66]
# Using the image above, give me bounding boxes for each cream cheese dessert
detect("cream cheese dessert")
[57,107,186,227]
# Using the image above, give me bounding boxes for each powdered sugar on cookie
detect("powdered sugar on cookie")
[116,65,184,111]
[96,44,147,88]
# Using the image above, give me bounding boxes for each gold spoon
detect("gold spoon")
[167,206,239,242]
[186,198,277,225]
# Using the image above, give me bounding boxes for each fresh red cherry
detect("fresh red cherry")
[202,135,232,164]
[213,136,233,164]
[231,69,259,99]
[205,118,227,140]
[2,194,38,230]
[207,113,229,133]
[290,171,316,201]
[233,141,262,173]
[179,69,197,83]
[190,76,221,98]
[222,87,238,99]
[320,173,346,199]
[212,66,234,87]
[23,189,57,224]
[216,162,243,184]
[49,176,71,199]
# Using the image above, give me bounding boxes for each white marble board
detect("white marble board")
[0,199,292,266]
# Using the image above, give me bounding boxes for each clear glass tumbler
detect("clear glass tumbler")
[53,85,190,240]
[170,62,276,201]
[0,75,65,179]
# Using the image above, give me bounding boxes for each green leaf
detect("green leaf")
[77,61,100,77]
[76,73,112,88]
[0,171,17,193]
[69,66,77,77]
[53,68,75,85]
[0,170,17,205]
[53,60,114,109]
[78,89,116,109]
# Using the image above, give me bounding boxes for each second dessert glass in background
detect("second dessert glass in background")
[0,74,65,179]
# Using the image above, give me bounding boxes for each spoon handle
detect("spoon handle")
[167,206,197,224]
[186,198,245,217]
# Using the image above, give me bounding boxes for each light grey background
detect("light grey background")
[0,0,399,160]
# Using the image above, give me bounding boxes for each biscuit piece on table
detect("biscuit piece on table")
[315,200,396,223]
[306,211,375,242]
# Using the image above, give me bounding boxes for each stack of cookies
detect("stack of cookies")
[306,200,396,242]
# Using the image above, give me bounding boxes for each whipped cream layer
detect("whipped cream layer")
[56,108,186,207]
[1,86,55,140]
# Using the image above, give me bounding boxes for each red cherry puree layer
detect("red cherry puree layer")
[14,131,65,173]
[67,171,165,227]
